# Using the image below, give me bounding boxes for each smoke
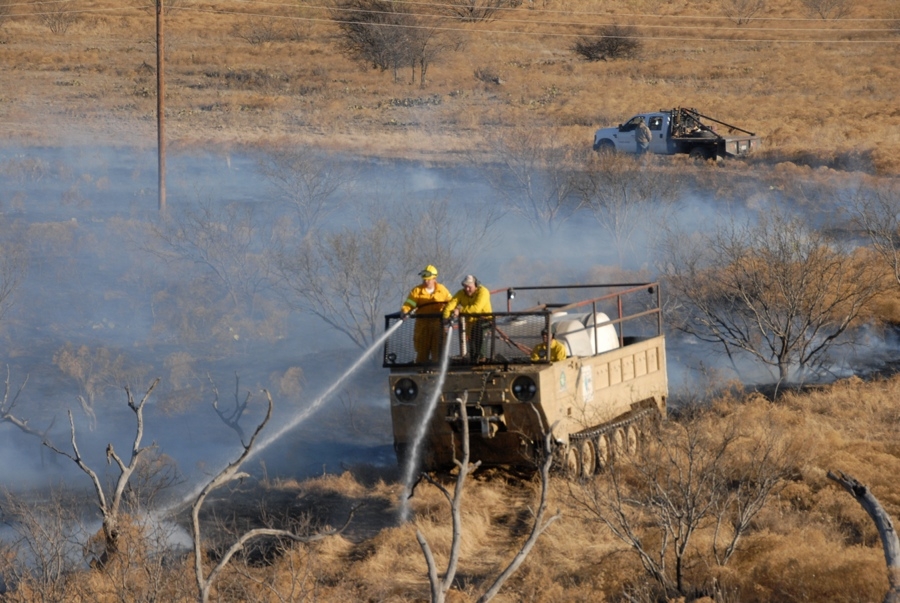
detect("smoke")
[0,145,894,502]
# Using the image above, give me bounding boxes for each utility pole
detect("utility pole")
[156,0,166,214]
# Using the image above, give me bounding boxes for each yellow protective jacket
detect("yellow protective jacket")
[402,283,451,316]
[443,285,492,319]
[531,339,568,362]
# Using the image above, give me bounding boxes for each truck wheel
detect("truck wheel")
[625,425,639,456]
[689,147,711,161]
[595,139,616,154]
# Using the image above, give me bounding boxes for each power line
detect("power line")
[4,1,898,44]
[224,0,900,23]
[11,0,900,25]
[174,5,900,43]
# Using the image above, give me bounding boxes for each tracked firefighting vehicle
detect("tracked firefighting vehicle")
[383,283,668,476]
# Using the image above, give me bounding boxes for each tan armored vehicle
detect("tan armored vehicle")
[383,282,668,477]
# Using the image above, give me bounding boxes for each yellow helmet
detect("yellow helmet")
[419,265,438,280]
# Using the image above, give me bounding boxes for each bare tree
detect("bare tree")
[570,407,796,599]
[149,201,273,314]
[572,24,641,61]
[43,379,168,563]
[52,344,147,427]
[443,0,520,22]
[1,368,51,441]
[412,395,560,603]
[661,211,882,385]
[145,200,282,345]
[850,180,900,289]
[276,216,398,349]
[191,385,353,603]
[275,197,497,349]
[0,0,13,27]
[232,17,285,44]
[127,0,182,15]
[223,507,322,602]
[0,227,26,326]
[332,0,454,85]
[800,0,852,20]
[481,127,582,234]
[828,471,900,603]
[257,147,356,240]
[575,152,682,266]
[890,9,900,35]
[722,0,766,25]
[407,24,457,87]
[31,0,77,34]
[0,487,87,602]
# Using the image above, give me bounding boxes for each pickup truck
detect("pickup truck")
[592,107,761,160]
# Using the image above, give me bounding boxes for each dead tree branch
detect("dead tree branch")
[828,470,900,603]
[193,387,354,603]
[43,378,161,561]
[210,373,250,444]
[414,393,559,603]
[1,367,52,441]
[477,426,560,602]
[416,392,477,603]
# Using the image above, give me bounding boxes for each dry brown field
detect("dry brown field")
[160,376,900,602]
[0,0,898,173]
[4,1,900,602]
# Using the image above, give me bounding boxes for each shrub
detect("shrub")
[444,0,522,22]
[572,24,640,61]
[800,0,852,20]
[722,0,766,25]
[31,0,77,34]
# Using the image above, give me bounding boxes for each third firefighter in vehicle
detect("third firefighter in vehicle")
[531,328,567,362]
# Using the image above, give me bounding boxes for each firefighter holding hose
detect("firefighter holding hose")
[443,275,493,363]
[401,264,451,363]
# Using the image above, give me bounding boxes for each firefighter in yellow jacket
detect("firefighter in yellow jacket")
[401,264,451,363]
[531,328,568,362]
[443,275,493,362]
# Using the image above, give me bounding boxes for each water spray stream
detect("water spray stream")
[161,320,405,517]
[398,328,454,523]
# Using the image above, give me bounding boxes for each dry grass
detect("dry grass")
[0,0,898,172]
[180,380,900,601]
[13,377,899,601]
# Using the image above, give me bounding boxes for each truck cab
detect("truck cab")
[593,112,672,154]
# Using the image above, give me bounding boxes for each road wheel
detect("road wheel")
[625,424,639,456]
[596,434,610,471]
[565,445,580,477]
[579,439,597,478]
[612,428,626,457]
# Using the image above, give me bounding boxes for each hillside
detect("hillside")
[0,0,898,173]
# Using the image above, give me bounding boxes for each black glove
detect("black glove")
[400,311,409,321]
